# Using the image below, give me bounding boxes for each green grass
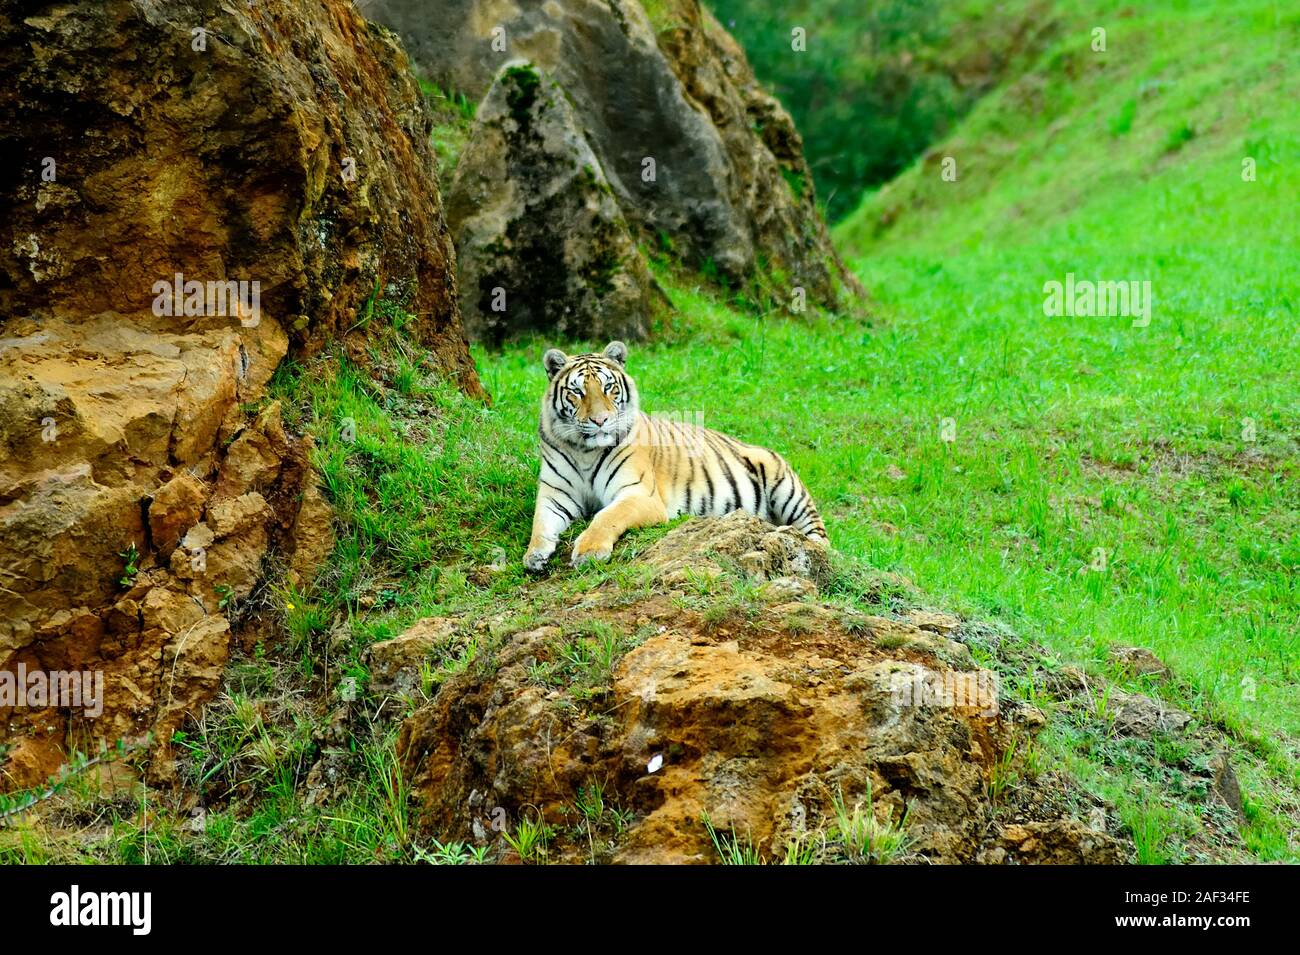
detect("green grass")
[5,0,1294,865]
[832,0,1300,746]
[703,814,765,865]
[830,787,913,864]
[421,80,476,179]
[414,0,1295,858]
[191,0,1297,860]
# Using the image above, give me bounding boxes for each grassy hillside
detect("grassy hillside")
[831,0,1300,852]
[832,0,1299,740]
[706,0,1057,220]
[455,0,1297,858]
[4,0,1294,864]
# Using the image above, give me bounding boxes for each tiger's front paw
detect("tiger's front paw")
[524,544,554,573]
[570,531,613,566]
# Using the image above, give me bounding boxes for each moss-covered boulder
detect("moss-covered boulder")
[445,62,664,342]
[367,0,861,313]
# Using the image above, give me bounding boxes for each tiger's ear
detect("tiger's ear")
[543,348,569,379]
[603,341,628,366]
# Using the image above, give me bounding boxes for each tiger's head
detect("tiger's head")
[540,341,639,449]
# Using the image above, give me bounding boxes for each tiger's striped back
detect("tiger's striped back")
[626,413,827,541]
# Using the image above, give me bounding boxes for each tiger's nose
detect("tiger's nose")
[590,411,610,427]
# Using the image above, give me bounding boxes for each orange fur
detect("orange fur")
[525,342,827,570]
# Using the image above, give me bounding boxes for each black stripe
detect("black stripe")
[775,474,797,521]
[607,475,645,498]
[668,430,682,489]
[539,478,581,509]
[716,432,749,454]
[539,429,579,473]
[540,453,580,488]
[785,488,808,525]
[769,469,788,502]
[739,455,762,515]
[787,499,809,527]
[703,432,740,512]
[591,442,619,481]
[600,447,637,496]
[539,454,581,492]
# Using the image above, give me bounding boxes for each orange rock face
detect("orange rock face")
[0,0,480,789]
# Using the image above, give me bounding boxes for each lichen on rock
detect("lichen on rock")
[367,0,862,320]
[446,61,665,343]
[639,510,835,589]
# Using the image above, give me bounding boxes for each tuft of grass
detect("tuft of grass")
[989,735,1023,806]
[781,832,821,865]
[415,839,490,865]
[503,814,551,865]
[830,786,912,864]
[118,543,140,588]
[703,813,765,865]
[1122,798,1175,865]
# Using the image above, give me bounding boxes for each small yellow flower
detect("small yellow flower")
[285,601,296,611]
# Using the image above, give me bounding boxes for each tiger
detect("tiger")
[524,340,828,571]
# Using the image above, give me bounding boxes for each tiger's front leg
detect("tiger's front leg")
[524,484,578,572]
[571,490,667,566]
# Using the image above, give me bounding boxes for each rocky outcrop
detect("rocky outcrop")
[398,513,1124,864]
[655,1,859,304]
[366,0,861,331]
[638,510,835,588]
[0,0,477,789]
[0,0,481,393]
[368,616,459,700]
[446,63,664,342]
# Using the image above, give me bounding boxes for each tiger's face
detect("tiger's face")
[541,341,638,449]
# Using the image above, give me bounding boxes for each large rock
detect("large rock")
[399,516,1124,864]
[0,372,310,785]
[655,1,860,305]
[446,63,663,342]
[0,0,478,789]
[639,510,833,588]
[366,0,861,321]
[0,0,482,394]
